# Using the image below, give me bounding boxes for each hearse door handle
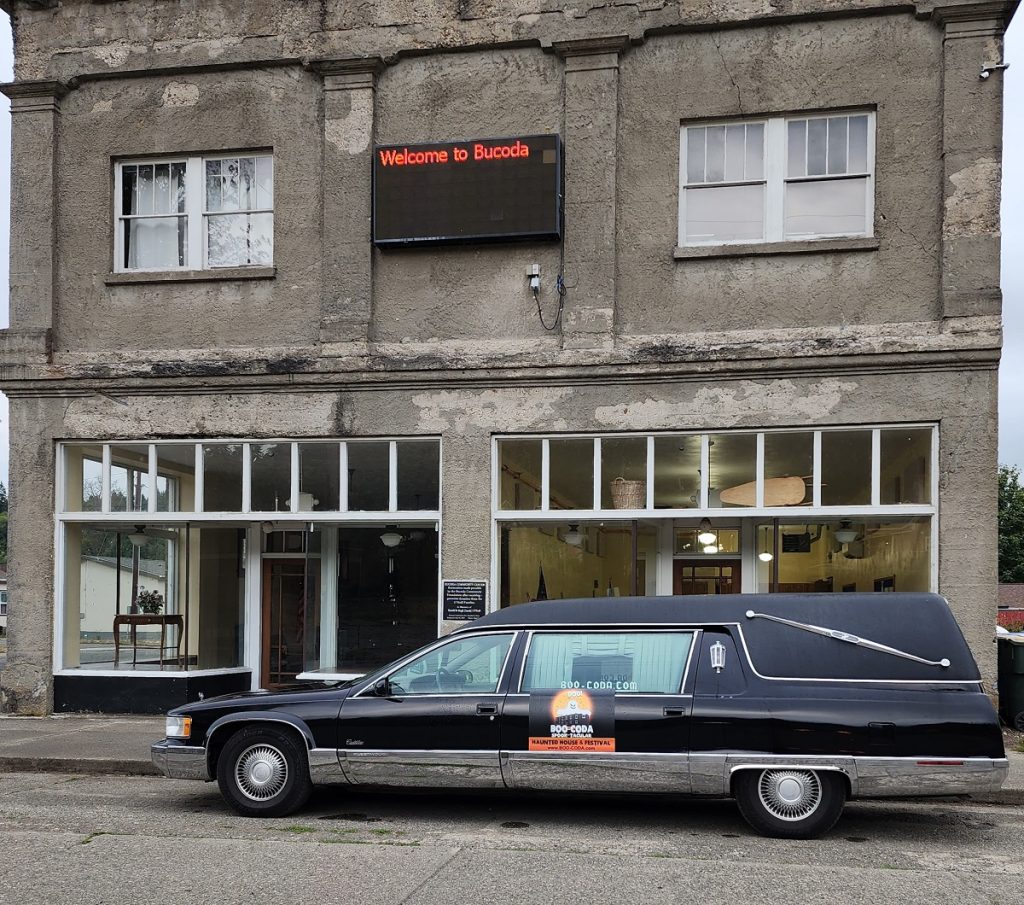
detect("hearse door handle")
[663,707,686,717]
[476,704,498,715]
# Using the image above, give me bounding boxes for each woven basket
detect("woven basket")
[609,477,646,509]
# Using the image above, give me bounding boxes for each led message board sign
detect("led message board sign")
[373,134,562,246]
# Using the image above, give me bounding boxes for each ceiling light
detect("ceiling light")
[758,551,774,562]
[380,528,403,548]
[834,522,859,545]
[128,532,147,547]
[703,544,719,554]
[697,518,716,545]
[564,524,584,546]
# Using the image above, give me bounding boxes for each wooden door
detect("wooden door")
[673,560,741,595]
[261,559,320,687]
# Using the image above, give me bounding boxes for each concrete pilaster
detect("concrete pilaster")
[314,58,385,346]
[0,398,58,715]
[0,80,65,339]
[927,1,1015,320]
[554,37,629,352]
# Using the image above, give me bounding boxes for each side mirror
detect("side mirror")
[373,677,391,697]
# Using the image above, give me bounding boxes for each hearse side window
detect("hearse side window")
[387,633,514,695]
[521,632,693,694]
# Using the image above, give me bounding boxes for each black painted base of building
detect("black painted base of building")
[54,671,253,714]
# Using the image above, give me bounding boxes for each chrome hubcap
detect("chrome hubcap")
[757,769,822,821]
[235,744,288,802]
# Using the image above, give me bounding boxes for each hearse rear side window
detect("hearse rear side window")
[521,632,694,694]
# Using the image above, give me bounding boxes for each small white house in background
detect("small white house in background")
[0,566,8,633]
[79,557,167,639]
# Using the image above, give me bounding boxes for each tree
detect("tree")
[999,465,1024,583]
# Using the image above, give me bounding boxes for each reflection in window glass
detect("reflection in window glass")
[250,443,291,512]
[203,444,243,511]
[601,437,647,510]
[708,433,756,507]
[522,632,692,694]
[108,445,150,512]
[156,444,196,512]
[550,439,594,510]
[880,429,931,504]
[347,442,390,511]
[821,431,871,506]
[81,455,104,512]
[499,439,543,510]
[298,443,340,511]
[763,432,812,507]
[397,440,440,510]
[196,526,246,669]
[388,634,514,695]
[653,436,700,509]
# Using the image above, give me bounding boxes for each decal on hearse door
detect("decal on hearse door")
[528,689,616,752]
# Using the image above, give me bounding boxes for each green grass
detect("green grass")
[283,825,317,834]
[1013,738,1024,754]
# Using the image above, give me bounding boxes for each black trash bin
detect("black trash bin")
[997,633,1024,730]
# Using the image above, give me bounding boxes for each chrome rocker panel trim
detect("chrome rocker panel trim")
[151,741,210,781]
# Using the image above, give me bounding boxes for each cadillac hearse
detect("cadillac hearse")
[151,594,1008,838]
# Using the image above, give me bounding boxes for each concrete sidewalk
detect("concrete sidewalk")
[1,714,1023,804]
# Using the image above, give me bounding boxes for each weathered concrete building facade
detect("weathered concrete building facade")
[0,0,1014,714]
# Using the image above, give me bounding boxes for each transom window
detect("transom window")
[115,154,274,272]
[679,111,874,246]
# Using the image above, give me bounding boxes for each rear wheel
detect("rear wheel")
[734,768,846,839]
[216,726,312,818]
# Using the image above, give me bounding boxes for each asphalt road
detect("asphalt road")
[1,772,1022,905]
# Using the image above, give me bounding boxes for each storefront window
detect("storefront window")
[62,523,244,672]
[550,438,594,509]
[500,521,656,605]
[653,435,700,509]
[109,444,150,512]
[250,442,291,512]
[675,528,739,554]
[754,519,930,593]
[499,439,543,510]
[880,428,932,504]
[156,444,195,512]
[708,433,756,507]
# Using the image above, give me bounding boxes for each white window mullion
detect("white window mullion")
[755,433,765,508]
[541,439,551,512]
[289,442,300,513]
[592,439,601,510]
[147,443,157,513]
[866,112,877,236]
[699,434,710,510]
[101,445,111,514]
[870,428,881,507]
[113,165,124,272]
[765,118,785,242]
[812,431,822,507]
[194,443,204,513]
[187,156,203,270]
[339,442,349,512]
[388,440,398,512]
[646,436,655,510]
[241,443,252,513]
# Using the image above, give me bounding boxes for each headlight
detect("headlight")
[166,716,192,739]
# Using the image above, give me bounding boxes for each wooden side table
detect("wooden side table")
[113,614,184,666]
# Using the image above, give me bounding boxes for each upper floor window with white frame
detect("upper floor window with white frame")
[115,154,274,272]
[679,112,874,247]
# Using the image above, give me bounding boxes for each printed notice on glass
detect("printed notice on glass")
[442,580,487,621]
[528,689,616,753]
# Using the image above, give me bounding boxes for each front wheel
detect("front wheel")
[216,726,313,818]
[734,768,846,839]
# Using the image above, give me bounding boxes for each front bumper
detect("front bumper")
[151,740,209,781]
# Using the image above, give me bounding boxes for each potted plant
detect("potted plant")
[136,589,164,615]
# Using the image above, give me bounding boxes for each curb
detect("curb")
[0,757,160,777]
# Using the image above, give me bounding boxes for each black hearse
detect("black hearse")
[152,594,1007,838]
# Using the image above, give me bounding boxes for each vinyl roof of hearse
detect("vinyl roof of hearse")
[460,594,981,683]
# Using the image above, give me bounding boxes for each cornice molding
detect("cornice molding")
[551,35,632,58]
[0,79,68,103]
[916,0,1018,25]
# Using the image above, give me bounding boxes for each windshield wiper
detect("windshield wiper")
[745,610,950,668]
